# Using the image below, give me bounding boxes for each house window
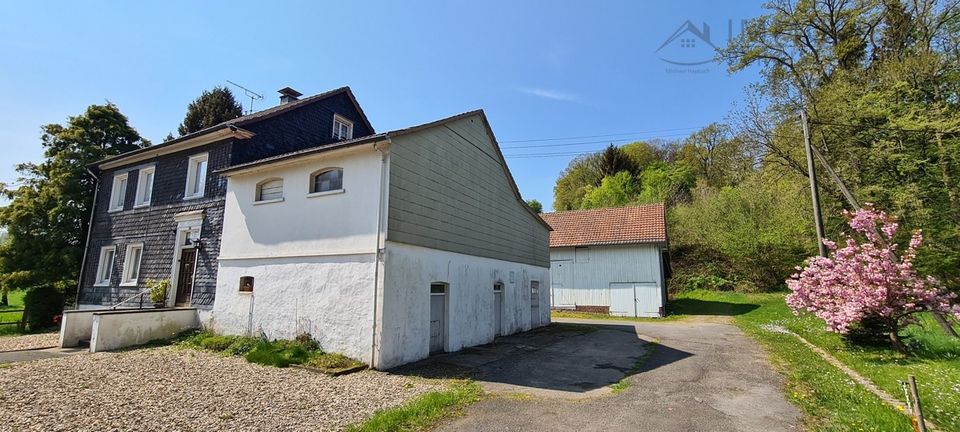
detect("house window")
[134,166,155,207]
[332,115,353,140]
[109,173,128,212]
[493,283,503,293]
[256,178,284,202]
[95,246,116,286]
[121,243,143,286]
[184,153,208,199]
[310,168,343,194]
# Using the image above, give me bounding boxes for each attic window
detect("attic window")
[332,114,353,140]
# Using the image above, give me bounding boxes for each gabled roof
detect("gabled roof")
[218,109,553,231]
[95,86,374,170]
[540,204,666,248]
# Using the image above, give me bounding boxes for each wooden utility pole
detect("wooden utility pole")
[909,375,927,432]
[801,110,827,257]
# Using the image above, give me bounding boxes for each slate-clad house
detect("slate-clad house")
[212,110,552,369]
[541,204,668,317]
[74,87,551,369]
[77,87,374,312]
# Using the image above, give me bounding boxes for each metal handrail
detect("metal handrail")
[110,288,153,310]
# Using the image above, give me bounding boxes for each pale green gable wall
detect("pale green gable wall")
[386,114,550,268]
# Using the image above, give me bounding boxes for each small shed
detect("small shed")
[541,204,668,317]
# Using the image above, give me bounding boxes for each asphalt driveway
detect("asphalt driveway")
[401,317,800,432]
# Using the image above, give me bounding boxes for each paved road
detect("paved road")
[438,317,800,432]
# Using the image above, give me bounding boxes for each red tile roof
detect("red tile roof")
[540,204,667,248]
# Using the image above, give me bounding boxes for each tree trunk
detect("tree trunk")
[889,325,908,354]
[0,288,7,307]
[932,312,959,338]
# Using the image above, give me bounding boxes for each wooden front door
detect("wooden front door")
[175,248,197,305]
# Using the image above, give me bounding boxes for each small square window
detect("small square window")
[239,276,254,292]
[430,283,446,294]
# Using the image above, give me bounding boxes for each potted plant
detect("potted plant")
[147,279,170,308]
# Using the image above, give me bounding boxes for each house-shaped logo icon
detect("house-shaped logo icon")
[655,20,717,66]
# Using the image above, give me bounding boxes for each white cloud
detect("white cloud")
[517,87,581,103]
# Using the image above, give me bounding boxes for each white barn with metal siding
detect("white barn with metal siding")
[542,205,668,317]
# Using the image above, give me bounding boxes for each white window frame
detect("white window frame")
[134,166,155,208]
[255,177,284,204]
[184,153,209,200]
[108,173,128,212]
[120,243,144,286]
[308,167,345,197]
[332,114,353,140]
[94,246,116,286]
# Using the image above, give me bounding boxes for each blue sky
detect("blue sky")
[0,1,763,211]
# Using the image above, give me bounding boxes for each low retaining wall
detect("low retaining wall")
[59,308,111,348]
[90,308,199,353]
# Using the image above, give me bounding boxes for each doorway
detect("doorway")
[429,283,447,354]
[530,281,540,328]
[175,248,197,305]
[493,283,504,336]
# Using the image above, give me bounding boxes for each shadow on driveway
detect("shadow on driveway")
[391,322,692,396]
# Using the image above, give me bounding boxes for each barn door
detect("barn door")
[429,283,447,354]
[635,283,661,317]
[549,260,571,306]
[609,282,637,317]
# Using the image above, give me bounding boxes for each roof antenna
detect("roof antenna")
[226,80,264,115]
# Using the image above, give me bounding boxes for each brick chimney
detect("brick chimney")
[278,87,302,104]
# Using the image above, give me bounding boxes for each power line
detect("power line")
[498,126,704,144]
[501,132,693,149]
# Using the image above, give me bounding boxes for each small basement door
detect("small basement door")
[430,283,447,354]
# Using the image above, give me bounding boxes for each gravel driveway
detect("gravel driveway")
[0,346,439,431]
[0,333,59,352]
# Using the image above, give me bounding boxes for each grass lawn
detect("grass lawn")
[347,381,482,432]
[0,290,26,336]
[673,290,960,432]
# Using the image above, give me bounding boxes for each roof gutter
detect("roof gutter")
[369,138,391,369]
[96,126,255,171]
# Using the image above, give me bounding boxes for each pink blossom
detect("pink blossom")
[786,205,960,334]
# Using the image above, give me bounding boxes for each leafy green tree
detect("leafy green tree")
[677,124,753,188]
[526,199,543,213]
[553,155,601,211]
[580,171,639,209]
[177,86,243,136]
[621,141,659,169]
[0,104,149,301]
[591,144,638,178]
[636,162,695,205]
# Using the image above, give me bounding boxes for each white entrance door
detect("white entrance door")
[430,283,446,354]
[609,283,637,317]
[494,283,503,336]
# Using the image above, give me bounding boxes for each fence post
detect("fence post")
[909,375,927,432]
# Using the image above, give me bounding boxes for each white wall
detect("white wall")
[219,145,383,260]
[376,241,551,369]
[89,308,200,352]
[550,243,665,310]
[214,145,384,363]
[212,254,376,362]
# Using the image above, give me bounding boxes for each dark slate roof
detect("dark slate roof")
[95,86,374,169]
[540,204,667,247]
[216,132,388,174]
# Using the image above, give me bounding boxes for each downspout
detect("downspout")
[75,167,100,309]
[370,139,390,369]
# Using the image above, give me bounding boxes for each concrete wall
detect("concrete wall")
[59,309,106,347]
[89,308,200,352]
[387,114,551,268]
[549,243,665,310]
[211,254,376,363]
[376,241,550,369]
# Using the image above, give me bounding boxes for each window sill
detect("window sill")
[119,281,138,287]
[307,189,345,199]
[133,203,151,209]
[253,197,285,206]
[108,208,123,213]
[183,194,204,201]
[94,282,111,287]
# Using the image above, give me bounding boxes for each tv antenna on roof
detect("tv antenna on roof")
[226,80,263,115]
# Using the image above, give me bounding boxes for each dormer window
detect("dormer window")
[332,115,353,141]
